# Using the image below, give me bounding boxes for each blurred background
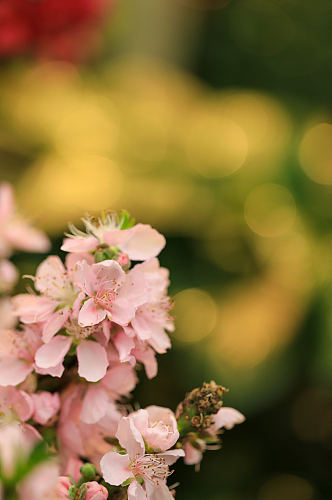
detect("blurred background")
[0,0,332,498]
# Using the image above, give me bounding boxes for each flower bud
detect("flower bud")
[55,476,72,498]
[80,463,97,482]
[84,481,108,500]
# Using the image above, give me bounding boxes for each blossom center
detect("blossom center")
[130,454,171,486]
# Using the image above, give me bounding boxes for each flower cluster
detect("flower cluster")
[0,184,245,499]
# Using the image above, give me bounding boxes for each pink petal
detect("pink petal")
[78,298,106,327]
[116,416,145,459]
[35,335,71,369]
[31,392,60,425]
[77,341,108,382]
[100,452,132,486]
[0,358,33,386]
[145,482,173,500]
[128,481,147,500]
[93,260,126,288]
[119,224,166,261]
[113,330,135,363]
[108,300,136,326]
[0,259,18,289]
[61,236,98,253]
[42,307,70,343]
[12,390,34,422]
[4,223,50,253]
[74,259,96,296]
[120,266,147,308]
[12,294,55,324]
[210,407,245,431]
[103,229,130,247]
[80,386,109,424]
[102,364,138,395]
[35,362,65,378]
[133,343,158,379]
[183,441,203,465]
[0,182,14,220]
[35,256,67,295]
[157,449,185,466]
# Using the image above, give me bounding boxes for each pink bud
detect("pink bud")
[85,481,108,500]
[117,253,129,266]
[55,476,72,498]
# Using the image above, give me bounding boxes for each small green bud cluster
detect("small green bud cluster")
[68,463,97,500]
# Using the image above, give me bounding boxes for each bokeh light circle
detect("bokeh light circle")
[258,474,314,500]
[299,122,332,185]
[244,183,296,237]
[173,288,217,343]
[185,107,248,178]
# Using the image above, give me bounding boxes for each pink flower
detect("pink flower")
[0,182,50,257]
[58,384,120,460]
[0,324,63,386]
[61,213,165,262]
[128,259,174,355]
[14,255,81,343]
[31,391,60,425]
[100,416,184,500]
[0,258,18,293]
[79,363,137,425]
[85,481,108,500]
[54,476,72,498]
[183,407,245,466]
[131,406,179,451]
[62,456,84,483]
[0,386,33,423]
[0,422,39,478]
[19,461,60,500]
[0,297,16,329]
[74,259,146,328]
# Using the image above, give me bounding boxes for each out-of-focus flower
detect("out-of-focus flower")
[0,182,50,257]
[0,422,38,478]
[19,461,60,500]
[0,0,113,62]
[84,481,108,500]
[0,259,18,293]
[31,392,60,425]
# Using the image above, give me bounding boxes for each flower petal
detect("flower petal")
[42,307,70,343]
[119,224,166,261]
[80,386,109,424]
[78,298,106,327]
[102,364,138,395]
[77,340,108,382]
[0,358,33,386]
[12,294,55,324]
[116,416,145,459]
[35,336,71,369]
[128,481,147,500]
[100,452,132,486]
[157,449,185,466]
[113,330,135,363]
[145,482,173,500]
[61,236,98,253]
[210,407,245,431]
